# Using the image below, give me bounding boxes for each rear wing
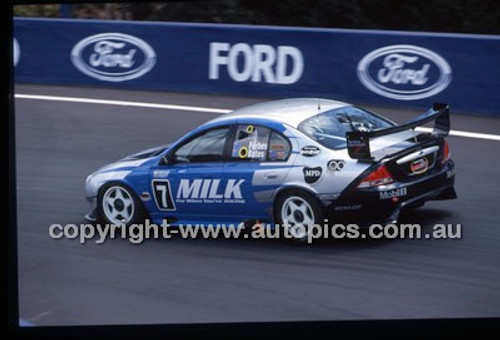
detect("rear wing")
[346,103,450,160]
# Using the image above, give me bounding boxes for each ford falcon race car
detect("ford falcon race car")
[84,98,456,238]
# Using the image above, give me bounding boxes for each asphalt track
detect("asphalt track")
[15,84,500,325]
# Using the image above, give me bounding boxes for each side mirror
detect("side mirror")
[160,154,174,165]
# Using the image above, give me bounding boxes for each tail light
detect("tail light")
[442,141,450,164]
[357,164,394,188]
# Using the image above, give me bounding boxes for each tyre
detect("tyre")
[97,183,145,226]
[275,190,324,241]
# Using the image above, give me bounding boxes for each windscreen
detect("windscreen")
[297,106,394,149]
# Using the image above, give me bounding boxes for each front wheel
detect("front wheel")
[97,183,145,226]
[275,190,324,241]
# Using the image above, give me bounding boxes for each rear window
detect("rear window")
[297,106,394,149]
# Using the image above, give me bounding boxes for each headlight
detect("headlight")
[85,173,99,198]
[85,173,93,184]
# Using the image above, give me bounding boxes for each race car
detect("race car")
[84,98,456,238]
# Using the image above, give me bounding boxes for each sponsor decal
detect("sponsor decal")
[379,187,407,200]
[269,143,287,160]
[270,143,286,151]
[327,159,345,171]
[13,38,20,67]
[71,33,156,82]
[303,167,322,184]
[334,204,362,211]
[347,138,368,148]
[140,192,151,201]
[346,131,372,159]
[300,145,321,157]
[153,169,170,178]
[152,179,176,211]
[175,179,246,204]
[357,45,452,100]
[269,150,286,160]
[209,42,304,84]
[410,157,429,174]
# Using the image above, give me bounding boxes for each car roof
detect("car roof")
[208,98,350,128]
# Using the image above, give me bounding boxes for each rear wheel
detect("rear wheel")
[275,190,324,241]
[97,183,145,226]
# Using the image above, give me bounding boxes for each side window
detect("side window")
[174,127,229,163]
[230,125,291,162]
[268,132,291,161]
[231,125,270,161]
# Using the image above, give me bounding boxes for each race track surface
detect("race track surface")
[15,84,500,325]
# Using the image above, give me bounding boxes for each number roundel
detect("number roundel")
[152,179,176,211]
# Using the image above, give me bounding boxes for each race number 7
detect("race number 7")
[152,180,175,211]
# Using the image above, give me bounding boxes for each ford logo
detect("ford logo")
[410,157,429,174]
[357,45,452,100]
[71,33,156,82]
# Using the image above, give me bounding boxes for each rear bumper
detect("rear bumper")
[326,160,456,224]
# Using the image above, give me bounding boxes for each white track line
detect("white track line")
[15,94,232,114]
[415,127,500,141]
[15,93,500,141]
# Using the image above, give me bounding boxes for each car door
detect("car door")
[149,126,231,224]
[223,123,294,222]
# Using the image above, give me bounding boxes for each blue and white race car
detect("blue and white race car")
[85,98,456,236]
